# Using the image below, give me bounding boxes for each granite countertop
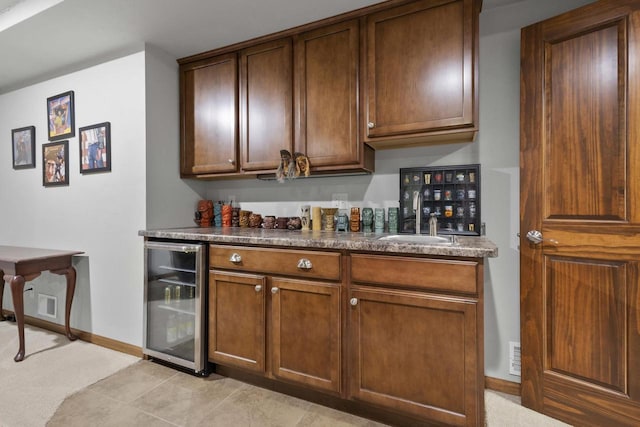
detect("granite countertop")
[139,227,498,258]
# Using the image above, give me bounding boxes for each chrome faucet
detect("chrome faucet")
[413,191,422,234]
[429,213,438,236]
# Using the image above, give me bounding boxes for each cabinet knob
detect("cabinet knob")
[229,253,242,263]
[271,287,279,294]
[350,297,358,306]
[367,122,375,129]
[228,159,234,164]
[297,258,313,270]
[255,285,262,293]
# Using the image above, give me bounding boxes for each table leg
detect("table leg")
[8,274,26,362]
[51,266,78,341]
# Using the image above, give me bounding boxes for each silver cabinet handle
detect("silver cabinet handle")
[228,159,234,164]
[255,285,262,293]
[229,253,242,263]
[350,298,358,306]
[367,122,375,129]
[525,230,558,245]
[271,287,279,294]
[297,258,312,270]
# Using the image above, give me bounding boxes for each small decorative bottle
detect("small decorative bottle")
[350,207,361,232]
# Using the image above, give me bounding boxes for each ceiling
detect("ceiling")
[0,0,523,94]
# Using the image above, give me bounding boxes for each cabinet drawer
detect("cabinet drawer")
[350,254,478,294]
[210,245,341,281]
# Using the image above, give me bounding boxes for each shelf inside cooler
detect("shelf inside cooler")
[158,277,196,287]
[159,265,196,274]
[158,303,196,316]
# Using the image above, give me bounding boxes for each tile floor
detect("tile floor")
[48,360,388,427]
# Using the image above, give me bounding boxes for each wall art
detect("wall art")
[12,125,36,169]
[42,140,69,187]
[79,122,111,174]
[47,90,75,141]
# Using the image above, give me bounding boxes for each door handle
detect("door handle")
[526,230,558,245]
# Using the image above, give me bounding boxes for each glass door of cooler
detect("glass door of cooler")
[144,241,206,374]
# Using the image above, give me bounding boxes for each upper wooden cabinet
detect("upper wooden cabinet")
[240,39,294,173]
[178,0,480,177]
[180,53,238,176]
[295,20,373,173]
[363,0,479,148]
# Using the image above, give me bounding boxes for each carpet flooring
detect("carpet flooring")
[0,321,138,427]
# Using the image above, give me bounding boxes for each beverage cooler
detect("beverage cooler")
[143,240,207,374]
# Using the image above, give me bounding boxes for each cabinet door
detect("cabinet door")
[271,277,341,394]
[364,0,477,142]
[209,270,266,373]
[240,39,293,172]
[295,20,366,171]
[181,53,238,175]
[348,286,480,426]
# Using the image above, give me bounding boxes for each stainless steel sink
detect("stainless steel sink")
[377,234,456,245]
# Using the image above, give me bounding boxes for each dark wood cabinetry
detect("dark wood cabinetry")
[348,286,479,425]
[363,0,479,148]
[178,0,479,178]
[240,39,293,173]
[209,270,265,373]
[349,253,483,426]
[294,20,373,173]
[209,243,485,425]
[209,245,342,394]
[271,277,341,393]
[180,53,238,176]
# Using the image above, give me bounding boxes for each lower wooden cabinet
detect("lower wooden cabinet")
[208,245,484,425]
[348,286,480,426]
[209,245,342,394]
[349,253,483,426]
[271,277,341,393]
[209,270,266,373]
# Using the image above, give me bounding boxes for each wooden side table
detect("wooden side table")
[0,246,83,362]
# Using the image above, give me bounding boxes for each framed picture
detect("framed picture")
[42,141,69,187]
[47,90,75,141]
[12,126,36,169]
[79,122,111,174]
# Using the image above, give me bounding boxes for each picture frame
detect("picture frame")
[12,126,36,169]
[79,122,111,174]
[42,141,69,187]
[47,90,75,141]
